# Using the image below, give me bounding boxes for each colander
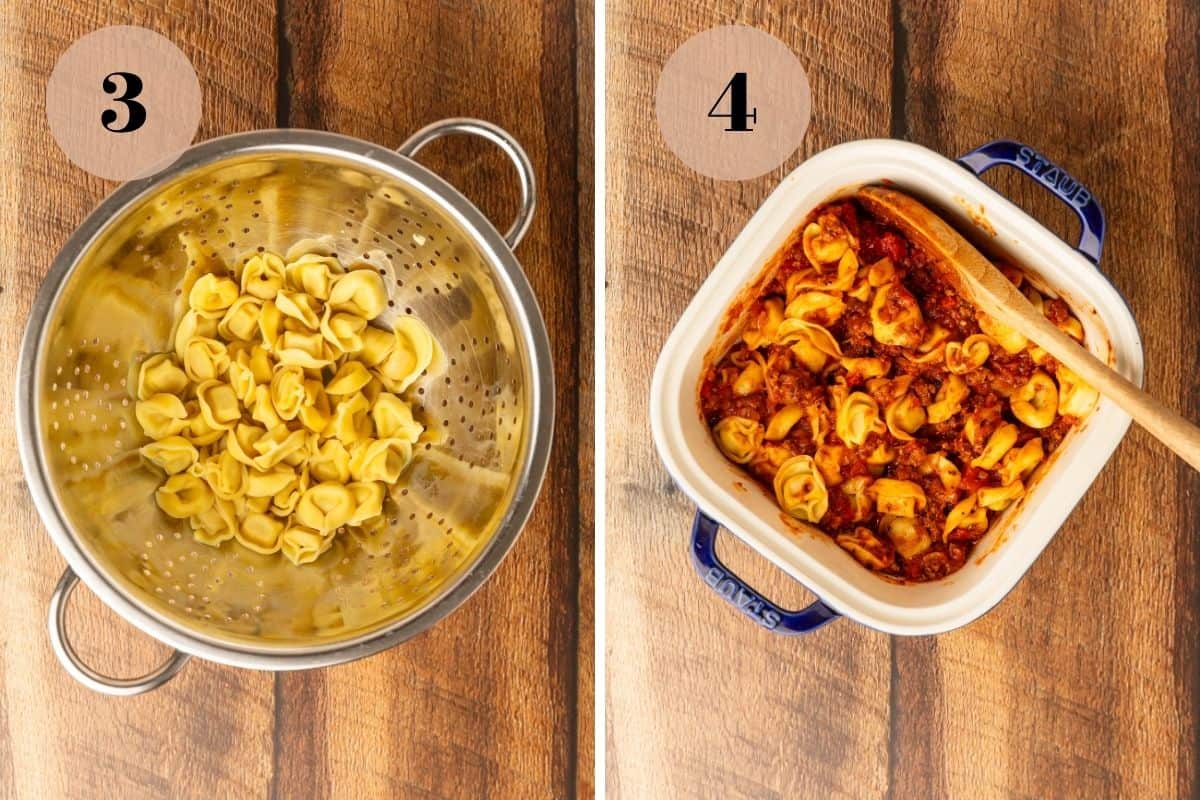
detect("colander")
[15,119,553,695]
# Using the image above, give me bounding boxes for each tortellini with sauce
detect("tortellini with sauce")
[835,392,881,447]
[869,479,926,518]
[926,375,969,424]
[133,248,438,565]
[700,196,1097,583]
[836,526,892,571]
[977,312,1028,354]
[1055,365,1099,418]
[773,455,829,523]
[971,423,1019,469]
[714,417,764,464]
[945,334,992,374]
[1011,371,1058,429]
[884,392,926,441]
[870,283,926,348]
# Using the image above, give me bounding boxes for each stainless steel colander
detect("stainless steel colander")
[15,120,553,695]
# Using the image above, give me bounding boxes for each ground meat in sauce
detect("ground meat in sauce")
[700,197,1093,583]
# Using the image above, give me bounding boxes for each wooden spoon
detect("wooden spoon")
[857,184,1200,473]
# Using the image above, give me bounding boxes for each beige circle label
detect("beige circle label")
[656,26,811,181]
[46,26,202,181]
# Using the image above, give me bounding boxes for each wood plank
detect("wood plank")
[605,2,895,797]
[895,1,1199,797]
[278,1,584,797]
[607,0,1199,797]
[0,2,278,799]
[2,2,588,798]
[1165,7,1200,798]
[576,0,597,795]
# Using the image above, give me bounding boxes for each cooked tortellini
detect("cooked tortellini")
[785,291,846,326]
[841,357,889,379]
[813,444,847,486]
[870,283,926,348]
[944,494,987,538]
[140,436,199,475]
[799,213,859,292]
[909,324,951,364]
[137,354,189,400]
[1011,371,1058,429]
[997,438,1044,486]
[189,274,240,317]
[1055,365,1099,418]
[869,479,927,518]
[134,248,437,565]
[945,334,991,374]
[970,423,1019,470]
[742,298,785,349]
[866,441,896,474]
[802,214,856,266]
[779,319,843,375]
[701,196,1097,583]
[764,404,805,441]
[773,455,829,523]
[978,481,1025,511]
[155,473,213,519]
[840,476,874,522]
[881,515,931,560]
[835,391,881,447]
[714,417,764,464]
[136,394,189,438]
[733,361,765,396]
[977,312,1028,354]
[924,452,961,490]
[926,375,969,424]
[884,392,926,441]
[836,526,892,570]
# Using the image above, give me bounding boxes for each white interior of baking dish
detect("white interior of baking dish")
[650,139,1144,635]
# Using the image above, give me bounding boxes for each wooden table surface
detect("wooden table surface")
[0,2,591,798]
[606,2,1200,798]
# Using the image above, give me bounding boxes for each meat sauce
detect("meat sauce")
[699,198,1087,582]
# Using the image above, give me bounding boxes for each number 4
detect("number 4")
[708,72,756,132]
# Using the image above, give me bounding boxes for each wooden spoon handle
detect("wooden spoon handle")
[1023,313,1200,472]
[858,185,1200,473]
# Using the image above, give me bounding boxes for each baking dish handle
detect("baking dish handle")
[957,139,1105,264]
[397,117,537,251]
[690,511,840,634]
[47,567,191,696]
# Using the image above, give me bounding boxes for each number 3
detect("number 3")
[101,72,146,133]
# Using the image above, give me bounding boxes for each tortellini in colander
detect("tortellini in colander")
[135,249,437,565]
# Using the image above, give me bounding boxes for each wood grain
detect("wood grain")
[606,1,1199,798]
[860,183,1200,473]
[0,2,278,799]
[279,0,585,797]
[606,2,894,798]
[575,0,596,796]
[0,1,590,798]
[894,2,1200,798]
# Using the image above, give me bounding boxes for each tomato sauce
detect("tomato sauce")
[700,198,1090,583]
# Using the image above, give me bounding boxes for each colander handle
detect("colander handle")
[47,567,191,696]
[396,118,537,250]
